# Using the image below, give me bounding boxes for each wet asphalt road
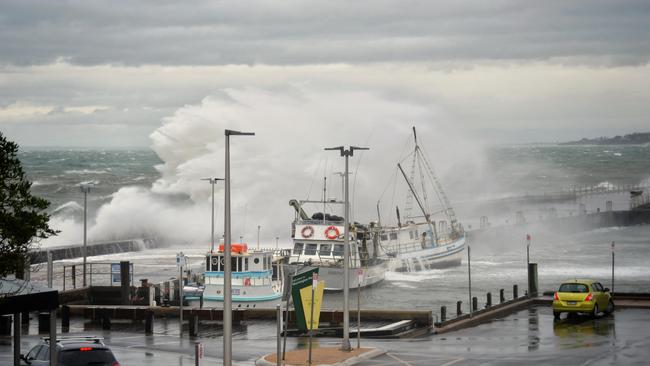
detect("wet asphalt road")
[2,306,648,365]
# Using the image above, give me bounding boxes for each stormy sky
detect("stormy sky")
[1,0,650,147]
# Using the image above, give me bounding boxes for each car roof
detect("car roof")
[560,279,596,285]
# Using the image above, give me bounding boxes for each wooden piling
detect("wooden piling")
[486,292,492,308]
[145,310,154,335]
[472,297,478,312]
[440,306,446,322]
[500,289,505,304]
[513,284,519,299]
[456,301,463,316]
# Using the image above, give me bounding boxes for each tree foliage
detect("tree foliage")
[0,132,57,276]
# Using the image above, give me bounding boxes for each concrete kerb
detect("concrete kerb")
[255,347,386,366]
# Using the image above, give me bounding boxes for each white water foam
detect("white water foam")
[44,87,483,248]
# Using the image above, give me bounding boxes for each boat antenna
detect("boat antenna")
[376,201,382,226]
[395,205,401,227]
[322,176,327,223]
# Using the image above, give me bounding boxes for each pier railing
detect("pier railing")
[62,262,134,291]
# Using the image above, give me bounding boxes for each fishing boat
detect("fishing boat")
[376,127,466,272]
[186,243,287,309]
[288,198,388,291]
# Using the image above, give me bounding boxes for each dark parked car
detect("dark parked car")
[21,336,120,366]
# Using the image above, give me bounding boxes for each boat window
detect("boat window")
[319,244,332,256]
[389,232,398,240]
[415,230,419,237]
[380,234,388,241]
[333,244,344,256]
[231,257,237,272]
[305,243,318,255]
[254,257,260,265]
[245,258,249,271]
[409,231,414,239]
[293,242,304,255]
[237,257,242,272]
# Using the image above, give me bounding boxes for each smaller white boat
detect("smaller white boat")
[186,243,286,309]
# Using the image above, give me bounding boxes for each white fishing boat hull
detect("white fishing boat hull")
[388,235,466,272]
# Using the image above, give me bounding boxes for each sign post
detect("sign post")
[177,252,186,332]
[357,268,363,348]
[611,241,615,294]
[308,272,317,365]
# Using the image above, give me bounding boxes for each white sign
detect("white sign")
[312,272,318,288]
[176,252,187,268]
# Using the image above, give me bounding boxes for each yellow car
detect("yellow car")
[552,279,614,319]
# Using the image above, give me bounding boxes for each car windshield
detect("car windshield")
[59,348,116,365]
[559,283,589,293]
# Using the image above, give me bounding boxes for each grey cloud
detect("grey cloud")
[1,0,649,66]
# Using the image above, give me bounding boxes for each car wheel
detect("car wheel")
[553,311,561,320]
[604,300,615,315]
[592,303,600,318]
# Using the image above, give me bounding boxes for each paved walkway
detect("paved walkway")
[258,347,385,366]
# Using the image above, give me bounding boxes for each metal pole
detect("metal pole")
[342,152,351,351]
[211,179,215,254]
[468,244,472,317]
[223,129,254,366]
[257,225,261,250]
[224,132,232,366]
[357,270,361,349]
[50,310,57,366]
[13,313,20,366]
[275,236,279,250]
[47,251,53,288]
[83,188,87,287]
[179,264,183,332]
[612,241,616,294]
[308,279,315,365]
[276,304,281,366]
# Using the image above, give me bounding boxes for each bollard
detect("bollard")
[145,310,154,335]
[513,284,519,299]
[456,301,463,316]
[101,310,111,330]
[440,306,447,323]
[61,306,70,332]
[528,263,538,297]
[500,289,505,304]
[195,342,204,366]
[0,315,11,335]
[189,312,199,337]
[472,297,478,312]
[486,292,492,308]
[38,312,50,333]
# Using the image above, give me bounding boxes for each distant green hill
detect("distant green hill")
[562,132,650,145]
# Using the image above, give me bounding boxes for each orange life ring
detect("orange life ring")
[301,225,314,238]
[325,225,340,240]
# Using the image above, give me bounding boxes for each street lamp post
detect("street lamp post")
[325,145,368,351]
[202,178,224,267]
[80,183,93,287]
[275,236,279,249]
[224,129,254,366]
[257,225,261,250]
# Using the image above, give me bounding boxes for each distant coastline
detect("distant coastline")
[561,132,650,145]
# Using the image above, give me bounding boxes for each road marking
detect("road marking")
[441,357,465,366]
[386,352,414,366]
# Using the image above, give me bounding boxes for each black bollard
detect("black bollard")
[500,289,505,303]
[0,315,11,336]
[456,301,463,316]
[101,310,111,330]
[513,284,519,299]
[145,310,154,335]
[440,306,447,323]
[486,292,492,308]
[472,297,478,312]
[38,312,50,333]
[189,313,199,337]
[61,306,70,332]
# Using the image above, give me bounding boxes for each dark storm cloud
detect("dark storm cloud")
[2,0,649,66]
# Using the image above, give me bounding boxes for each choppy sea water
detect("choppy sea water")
[19,144,650,316]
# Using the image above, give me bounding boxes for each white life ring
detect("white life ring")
[325,225,340,240]
[301,225,314,238]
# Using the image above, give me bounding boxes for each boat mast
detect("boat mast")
[397,163,438,242]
